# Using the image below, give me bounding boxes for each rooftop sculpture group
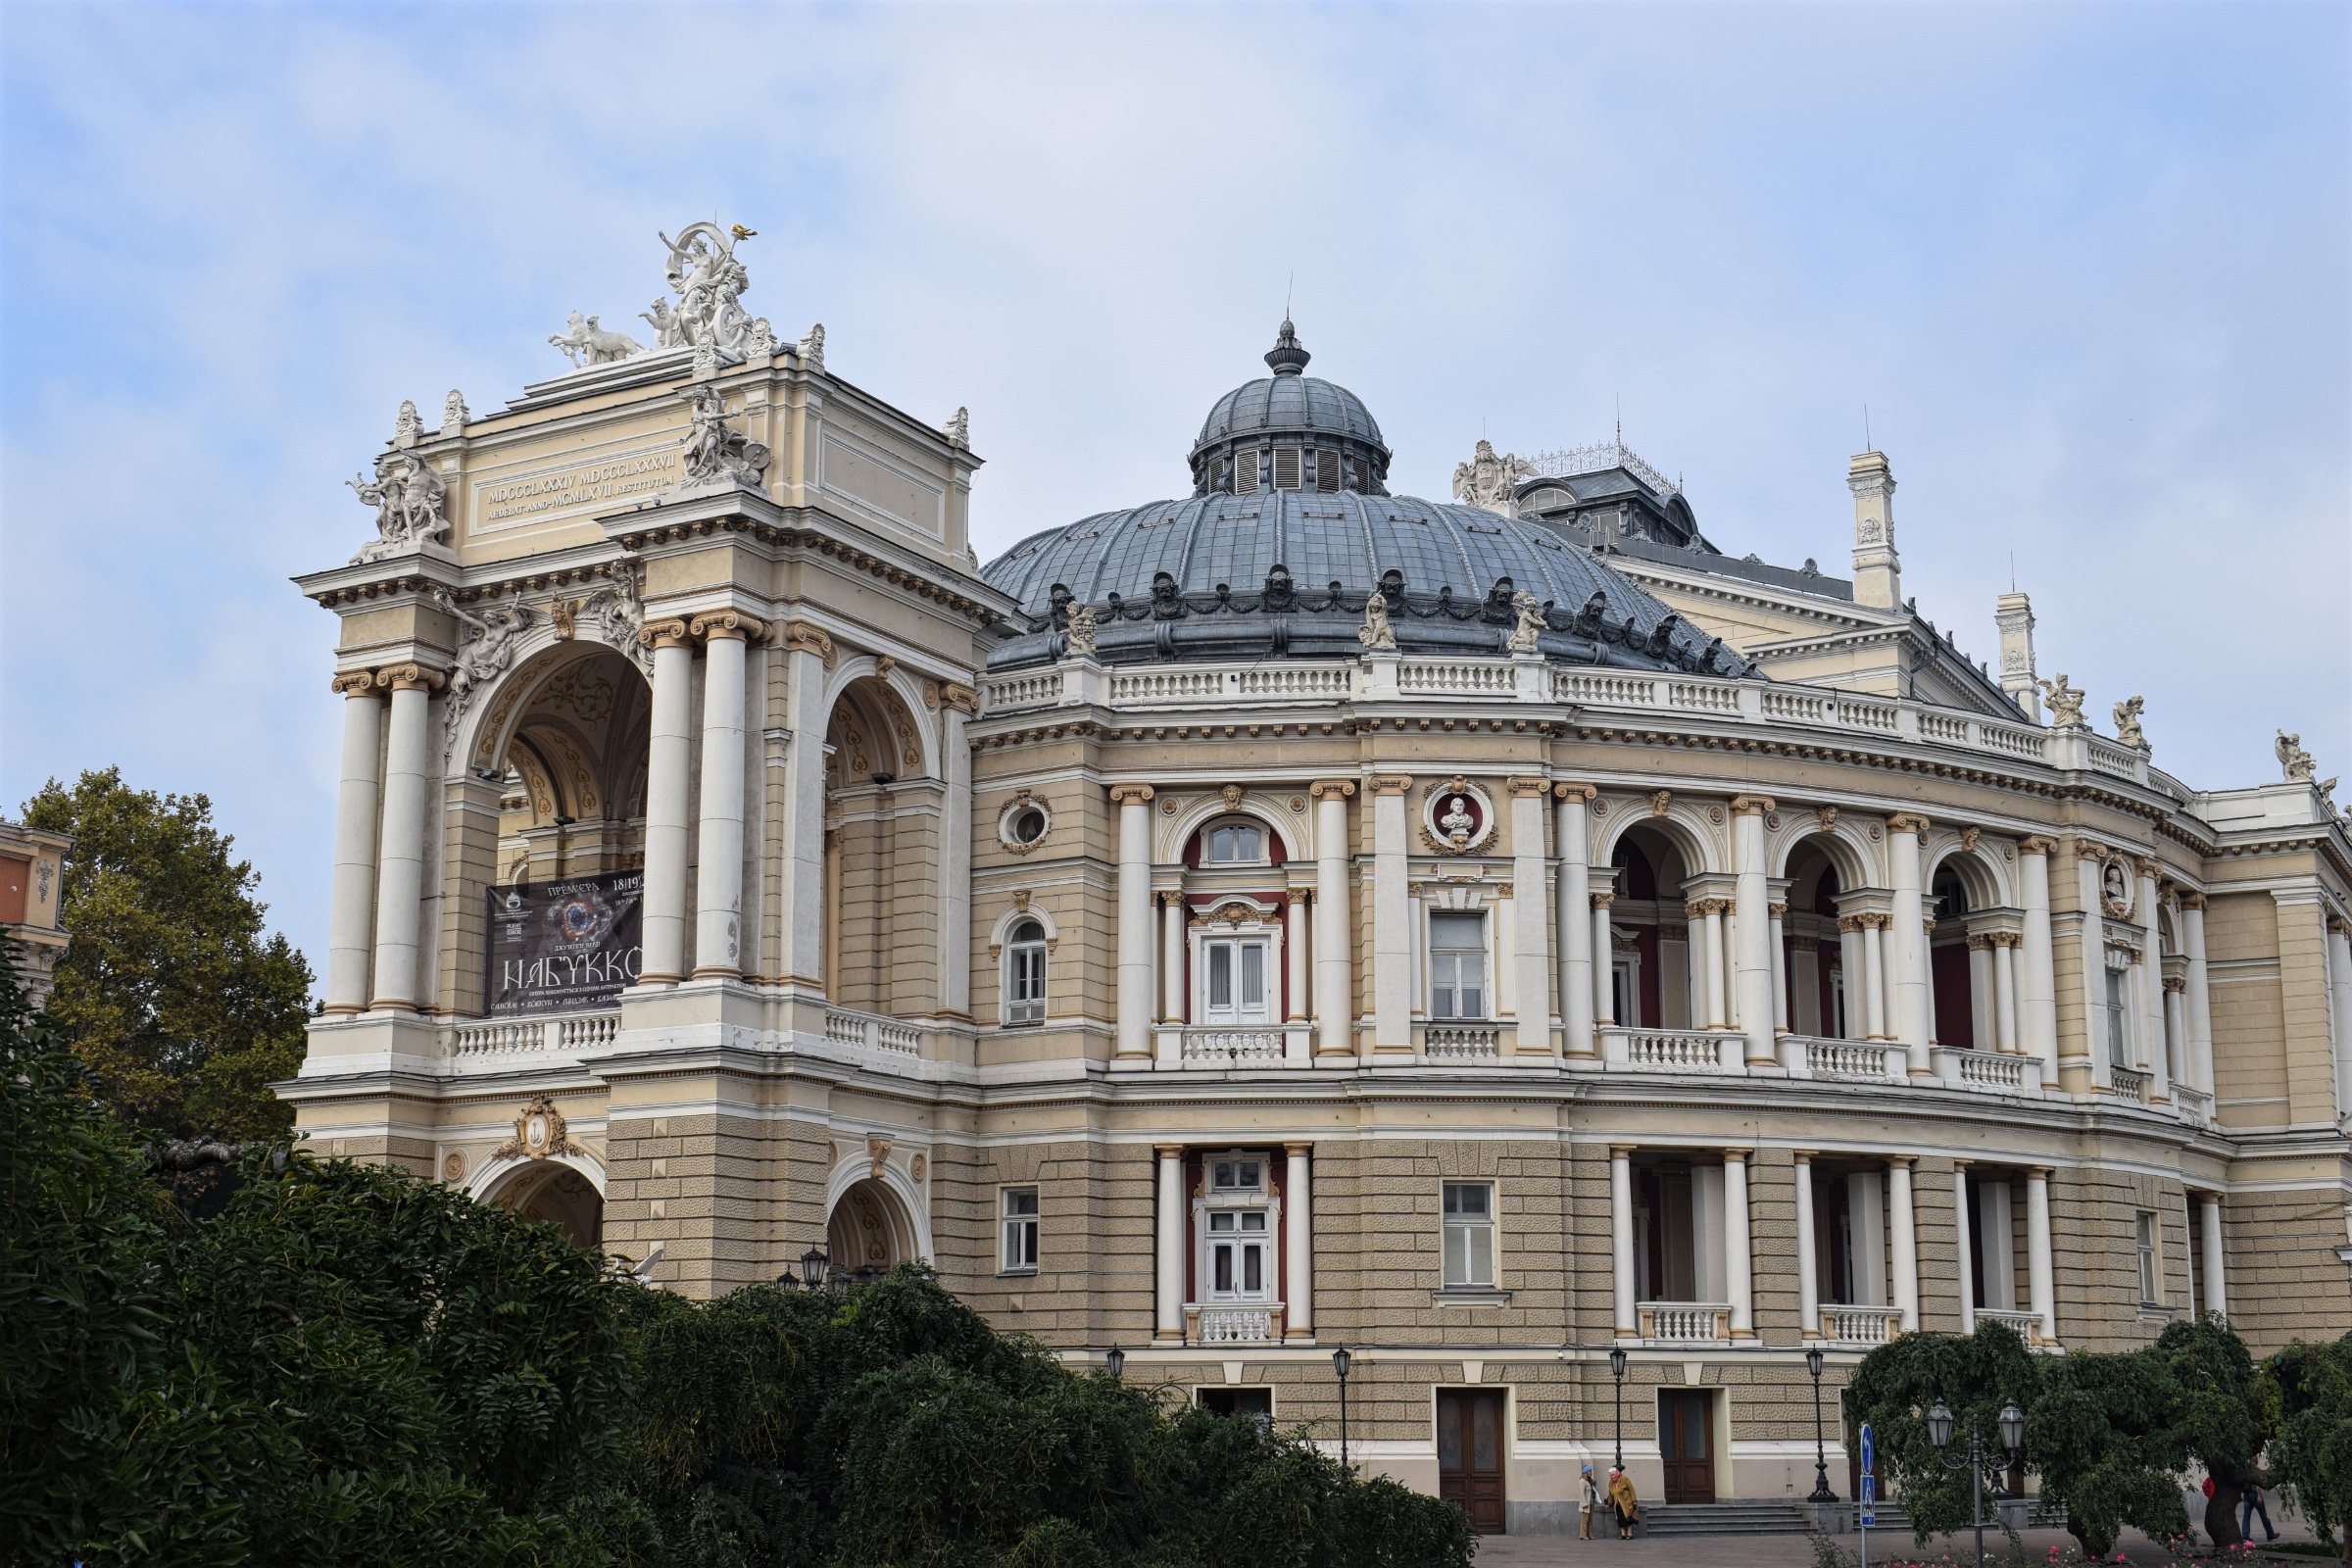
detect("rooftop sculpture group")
[550,222,778,371]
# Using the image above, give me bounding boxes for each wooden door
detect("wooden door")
[1436,1389,1507,1534]
[1659,1391,1716,1504]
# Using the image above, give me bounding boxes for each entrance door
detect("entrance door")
[1659,1391,1716,1504]
[1436,1389,1507,1534]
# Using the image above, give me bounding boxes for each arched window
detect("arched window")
[1005,918,1047,1025]
[1202,819,1266,866]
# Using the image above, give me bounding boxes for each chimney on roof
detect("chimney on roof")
[1994,590,2042,722]
[1847,450,1900,610]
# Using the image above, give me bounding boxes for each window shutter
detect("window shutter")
[1315,451,1340,492]
[1273,447,1300,491]
[1235,451,1259,494]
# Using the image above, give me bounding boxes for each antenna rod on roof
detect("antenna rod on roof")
[1864,405,1872,453]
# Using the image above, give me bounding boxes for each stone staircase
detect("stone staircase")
[1639,1501,1820,1538]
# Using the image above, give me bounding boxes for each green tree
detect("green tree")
[2264,1334,2352,1561]
[1843,1321,2039,1546]
[24,766,314,1141]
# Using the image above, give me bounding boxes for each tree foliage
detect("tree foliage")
[1,952,1473,1568]
[24,766,315,1142]
[1848,1315,2282,1559]
[2263,1334,2352,1560]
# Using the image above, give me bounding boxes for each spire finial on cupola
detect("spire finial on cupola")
[1264,318,1310,377]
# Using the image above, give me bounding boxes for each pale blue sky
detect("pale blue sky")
[4,3,2346,972]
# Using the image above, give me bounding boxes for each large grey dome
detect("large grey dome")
[982,490,1745,677]
[1185,320,1393,497]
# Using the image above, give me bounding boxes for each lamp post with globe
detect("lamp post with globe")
[1926,1397,2026,1568]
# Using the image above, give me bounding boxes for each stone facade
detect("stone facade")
[282,234,2352,1530]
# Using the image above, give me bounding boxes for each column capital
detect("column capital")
[2163,974,2187,994]
[1730,794,1776,816]
[1608,1143,1639,1159]
[940,681,978,714]
[1284,1141,1313,1157]
[375,662,445,693]
[1768,901,1788,919]
[2019,834,2060,857]
[2131,855,2164,881]
[2026,1165,2055,1180]
[1967,932,1994,952]
[1722,1146,1752,1164]
[331,668,381,697]
[2177,890,2207,910]
[1791,1149,1817,1163]
[1886,1153,1917,1171]
[1506,776,1551,798]
[1886,812,1931,837]
[1285,887,1313,906]
[1108,783,1156,807]
[1369,774,1414,796]
[689,608,769,643]
[640,616,694,651]
[2199,1191,2224,1208]
[1552,782,1598,803]
[1309,778,1357,800]
[2072,837,2111,862]
[1156,889,1186,907]
[1592,892,1616,909]
[780,620,838,666]
[1153,1143,1186,1160]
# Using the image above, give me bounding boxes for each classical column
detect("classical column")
[1160,891,1188,1023]
[1592,891,1617,1026]
[2019,837,2061,1077]
[1967,935,1997,1051]
[690,612,762,979]
[1993,936,2021,1053]
[1508,779,1553,1057]
[1732,796,1776,1065]
[1838,915,1868,1040]
[1370,776,1413,1052]
[1952,1162,1976,1333]
[1610,1144,1637,1337]
[1770,902,1790,1034]
[938,684,976,1015]
[1311,782,1355,1057]
[639,619,697,985]
[2199,1193,2228,1321]
[1284,891,1309,1021]
[323,670,385,1015]
[1860,917,1888,1040]
[1724,1148,1755,1337]
[1155,1145,1186,1340]
[2136,859,2171,1102]
[1793,1151,1821,1338]
[368,663,442,1011]
[2026,1167,2057,1343]
[1112,785,1156,1059]
[775,623,835,991]
[1695,901,1728,1030]
[1284,1143,1314,1339]
[1888,1156,1920,1333]
[2327,914,2352,1119]
[1887,814,1932,1072]
[2163,977,2187,1087]
[1556,786,1596,1056]
[2181,893,2216,1097]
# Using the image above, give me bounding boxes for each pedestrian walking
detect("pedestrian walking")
[1607,1465,1640,1541]
[2240,1477,2279,1544]
[1579,1463,1599,1540]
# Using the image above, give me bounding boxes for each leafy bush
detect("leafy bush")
[2265,1333,2352,1561]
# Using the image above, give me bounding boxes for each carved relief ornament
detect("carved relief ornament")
[492,1094,584,1161]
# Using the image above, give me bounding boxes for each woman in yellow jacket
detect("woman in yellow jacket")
[1606,1466,1640,1540]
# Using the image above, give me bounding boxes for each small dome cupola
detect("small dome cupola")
[1188,318,1393,499]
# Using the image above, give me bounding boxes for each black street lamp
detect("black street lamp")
[1104,1347,1125,1382]
[1806,1348,1837,1503]
[1926,1397,2026,1568]
[799,1246,829,1290]
[1609,1346,1629,1473]
[1332,1348,1353,1472]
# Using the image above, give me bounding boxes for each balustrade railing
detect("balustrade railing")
[823,1009,923,1057]
[1803,1037,1899,1080]
[1189,1302,1282,1344]
[1820,1304,1903,1346]
[446,1008,619,1058]
[1425,1025,1501,1058]
[2106,1065,2152,1104]
[975,654,2141,788]
[1182,1027,1283,1064]
[2173,1083,2212,1123]
[1602,1026,1737,1073]
[1975,1308,2042,1344]
[1639,1302,1731,1343]
[1952,1051,2029,1093]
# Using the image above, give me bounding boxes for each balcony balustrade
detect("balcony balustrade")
[1638,1301,1732,1344]
[1179,1027,1285,1065]
[1602,1026,1740,1074]
[1819,1304,1903,1347]
[822,1008,924,1057]
[1802,1037,1902,1082]
[444,1008,619,1059]
[2105,1065,2153,1104]
[1186,1301,1285,1344]
[1424,1024,1502,1059]
[1974,1308,2044,1346]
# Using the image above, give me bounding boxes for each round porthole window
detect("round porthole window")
[999,795,1052,854]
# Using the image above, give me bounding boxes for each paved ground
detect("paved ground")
[1469,1525,2332,1566]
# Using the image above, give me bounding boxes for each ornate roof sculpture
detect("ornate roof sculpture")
[982,321,1748,679]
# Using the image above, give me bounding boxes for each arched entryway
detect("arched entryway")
[481,1158,605,1249]
[826,1175,923,1272]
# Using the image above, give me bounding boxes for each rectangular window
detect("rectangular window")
[2105,968,2130,1067]
[1202,938,1271,1024]
[1314,450,1340,493]
[2135,1211,2160,1304]
[1444,1182,1496,1288]
[1206,1207,1270,1298]
[1430,912,1487,1019]
[1273,447,1301,491]
[1007,941,1047,1025]
[1234,450,1259,494]
[1002,1187,1039,1272]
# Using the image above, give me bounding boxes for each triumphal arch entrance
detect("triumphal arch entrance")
[286,222,1011,1292]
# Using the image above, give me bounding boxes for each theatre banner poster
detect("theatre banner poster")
[486,870,643,1016]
